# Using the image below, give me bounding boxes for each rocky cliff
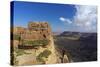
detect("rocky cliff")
[12,22,69,66]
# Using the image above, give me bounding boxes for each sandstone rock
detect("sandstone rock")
[12,22,60,65]
[12,22,69,66]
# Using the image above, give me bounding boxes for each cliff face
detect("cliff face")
[12,22,61,65]
[14,22,51,40]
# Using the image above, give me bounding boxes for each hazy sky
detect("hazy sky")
[12,1,97,32]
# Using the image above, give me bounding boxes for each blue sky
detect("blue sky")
[12,1,97,32]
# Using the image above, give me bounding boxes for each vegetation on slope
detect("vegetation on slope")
[23,39,49,47]
[13,34,20,40]
[36,49,52,63]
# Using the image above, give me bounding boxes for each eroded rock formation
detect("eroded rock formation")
[12,21,67,66]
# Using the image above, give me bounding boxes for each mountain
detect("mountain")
[54,31,97,62]
[59,31,97,38]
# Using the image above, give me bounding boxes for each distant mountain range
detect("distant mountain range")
[59,31,96,37]
[53,31,97,41]
[52,32,62,35]
[54,31,97,62]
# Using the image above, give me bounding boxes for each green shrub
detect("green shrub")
[36,57,45,63]
[23,39,49,47]
[39,39,49,46]
[13,34,20,40]
[40,50,51,58]
[15,49,31,56]
[23,40,40,46]
[15,49,25,56]
[36,50,51,62]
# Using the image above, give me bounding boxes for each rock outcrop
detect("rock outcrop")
[12,22,64,66]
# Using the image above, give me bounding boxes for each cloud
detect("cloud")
[59,17,72,24]
[74,5,97,32]
[60,5,97,32]
[59,17,66,22]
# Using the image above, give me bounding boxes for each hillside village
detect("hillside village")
[11,22,69,65]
